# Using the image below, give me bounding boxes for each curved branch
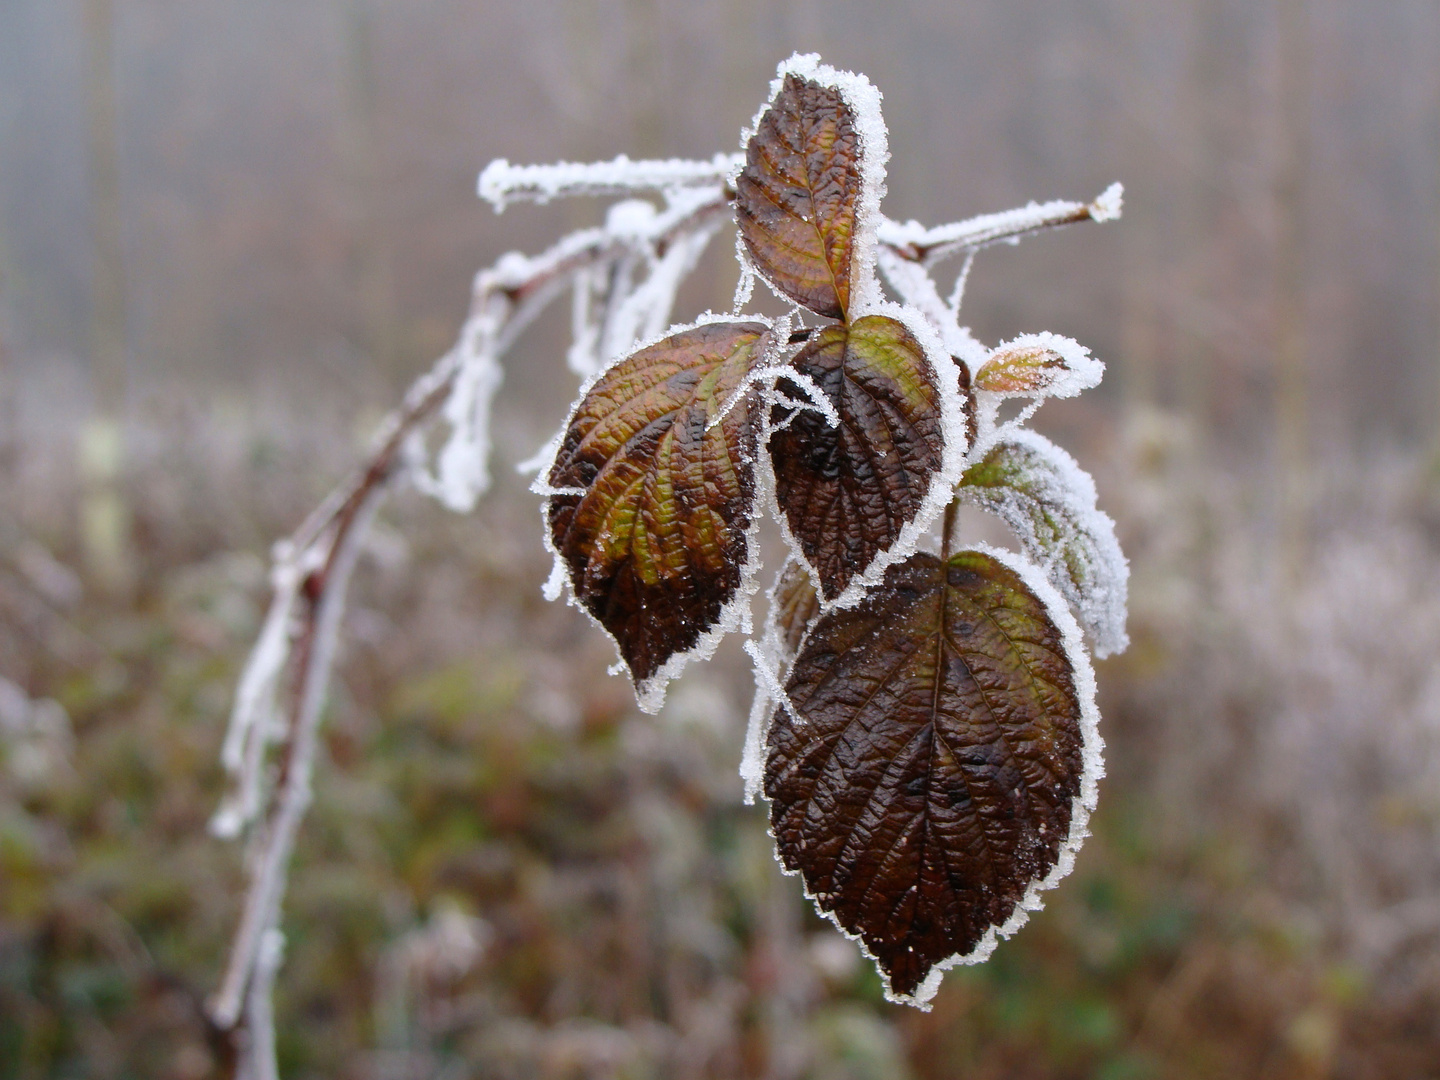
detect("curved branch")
[207,167,1120,1076]
[206,187,732,1074]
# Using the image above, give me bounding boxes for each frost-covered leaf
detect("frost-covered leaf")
[545,320,771,708]
[739,557,821,804]
[768,313,958,605]
[974,332,1103,399]
[764,549,1101,1004]
[735,60,885,320]
[771,558,821,657]
[959,430,1128,657]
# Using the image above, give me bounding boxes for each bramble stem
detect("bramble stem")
[207,189,730,1078]
[208,166,1119,1076]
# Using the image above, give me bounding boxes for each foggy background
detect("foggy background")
[4,1,1440,1077]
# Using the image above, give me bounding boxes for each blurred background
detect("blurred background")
[4,0,1440,1076]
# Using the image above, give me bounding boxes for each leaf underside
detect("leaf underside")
[958,434,1129,657]
[547,321,770,690]
[768,315,947,603]
[735,73,863,319]
[771,557,821,658]
[764,550,1087,1000]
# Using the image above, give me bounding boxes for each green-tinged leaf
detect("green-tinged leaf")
[765,550,1097,1003]
[959,430,1129,657]
[735,73,865,319]
[974,343,1067,393]
[546,321,770,703]
[973,332,1103,399]
[768,314,950,604]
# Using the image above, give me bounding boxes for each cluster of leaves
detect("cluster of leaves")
[537,55,1129,1005]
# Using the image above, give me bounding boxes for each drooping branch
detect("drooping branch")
[208,148,1122,1074]
[206,184,731,1077]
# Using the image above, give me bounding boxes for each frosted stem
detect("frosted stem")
[876,183,1123,267]
[479,152,742,209]
[208,185,732,1073]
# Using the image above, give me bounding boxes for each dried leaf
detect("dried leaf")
[973,332,1103,399]
[765,550,1098,1003]
[959,430,1129,657]
[735,73,865,319]
[546,321,770,706]
[768,314,950,604]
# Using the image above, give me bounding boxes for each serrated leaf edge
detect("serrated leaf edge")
[761,300,969,613]
[732,52,891,319]
[958,428,1130,658]
[740,556,818,803]
[974,331,1104,400]
[533,312,774,714]
[763,542,1105,1008]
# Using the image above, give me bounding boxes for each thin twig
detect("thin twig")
[876,183,1124,267]
[207,188,732,1076]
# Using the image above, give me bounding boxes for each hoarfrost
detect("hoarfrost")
[890,541,1104,1006]
[741,54,890,316]
[875,245,987,367]
[740,636,788,805]
[417,345,504,514]
[958,429,1129,657]
[567,265,606,378]
[479,152,742,210]
[766,301,968,612]
[1089,182,1124,222]
[599,214,724,365]
[975,331,1104,401]
[876,182,1123,267]
[740,559,815,804]
[211,540,323,839]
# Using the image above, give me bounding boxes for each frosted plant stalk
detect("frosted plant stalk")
[211,72,1125,1065]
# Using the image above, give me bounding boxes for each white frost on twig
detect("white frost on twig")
[876,182,1123,266]
[211,543,321,840]
[211,494,381,1040]
[598,211,724,367]
[1089,181,1124,222]
[479,152,742,211]
[240,928,285,1080]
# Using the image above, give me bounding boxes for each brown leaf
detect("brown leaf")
[765,550,1096,1002]
[768,314,951,604]
[770,558,821,658]
[546,321,770,705]
[735,73,866,319]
